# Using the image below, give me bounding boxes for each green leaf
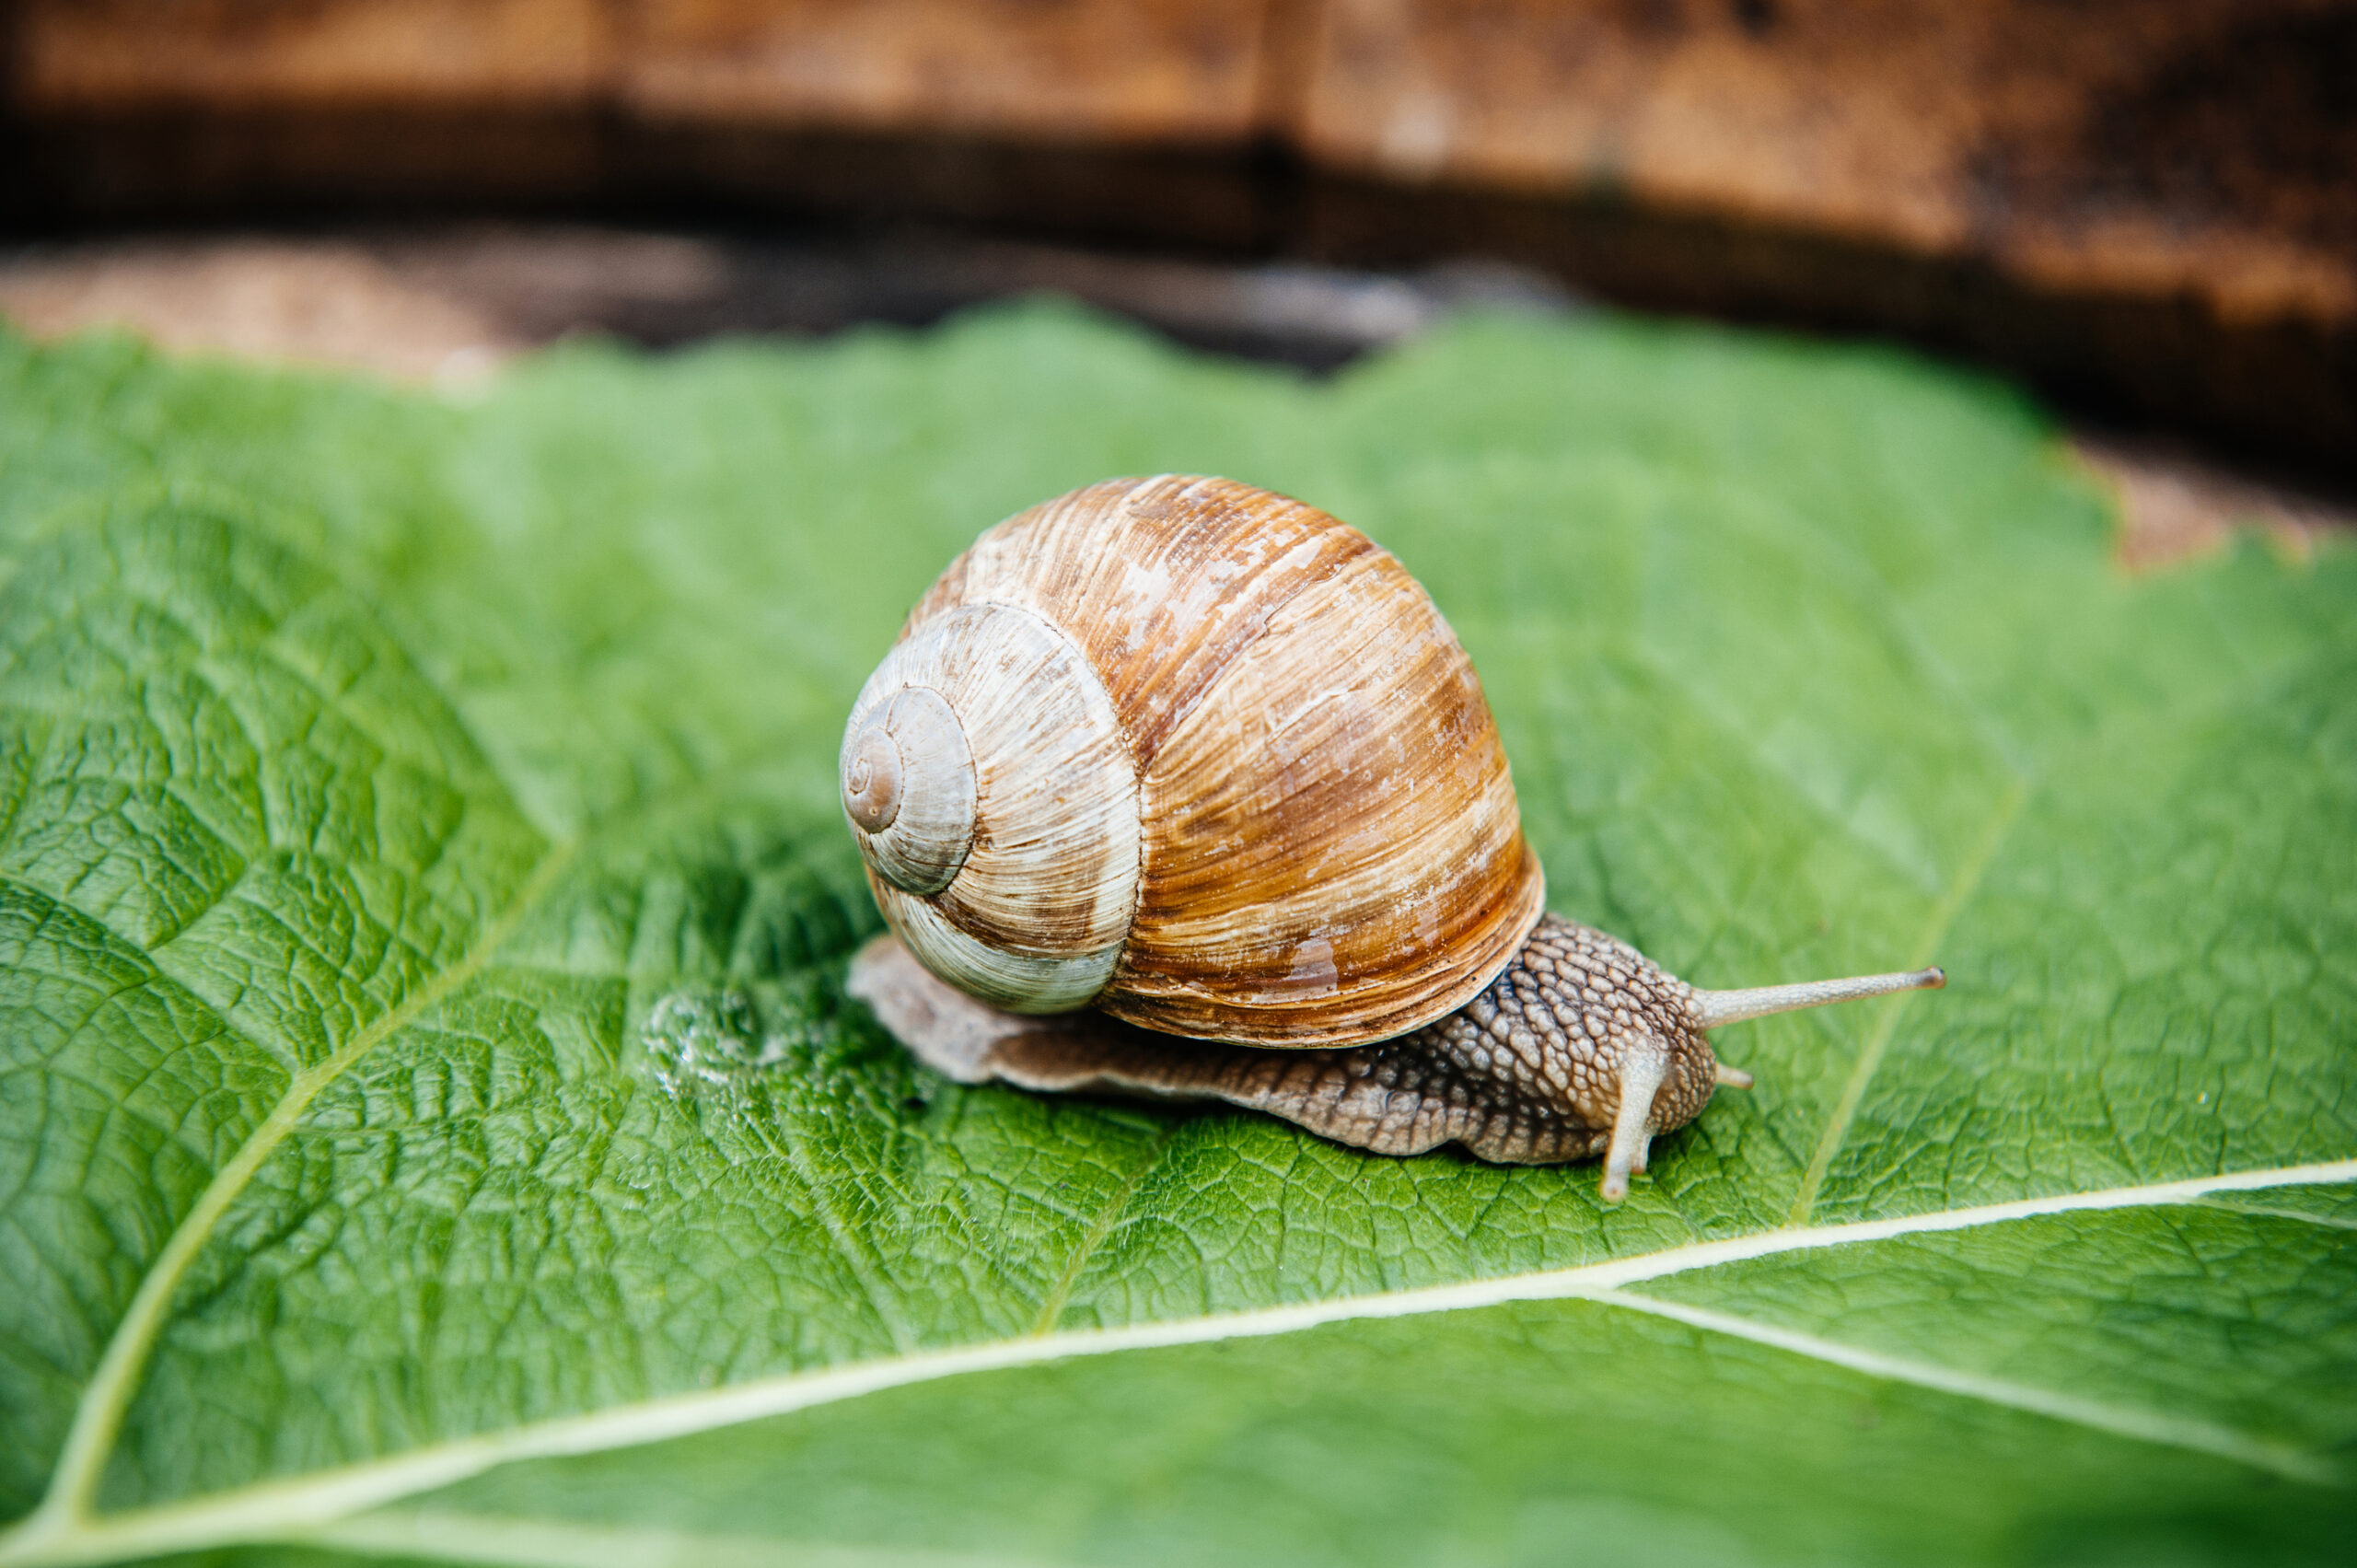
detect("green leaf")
[0,304,2350,1568]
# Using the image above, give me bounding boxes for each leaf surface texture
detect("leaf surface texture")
[0,308,2350,1567]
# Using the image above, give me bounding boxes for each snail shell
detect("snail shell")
[841,475,1545,1047]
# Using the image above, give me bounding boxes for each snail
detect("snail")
[842,476,1943,1201]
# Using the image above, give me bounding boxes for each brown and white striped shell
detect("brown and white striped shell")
[839,475,1546,1048]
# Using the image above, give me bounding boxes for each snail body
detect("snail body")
[843,477,1942,1200]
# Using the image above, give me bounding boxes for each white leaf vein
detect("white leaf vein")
[4,1157,2348,1568]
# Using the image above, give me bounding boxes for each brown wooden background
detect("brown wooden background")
[6,1,2354,476]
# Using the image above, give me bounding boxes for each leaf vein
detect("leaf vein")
[1028,1124,1183,1338]
[4,838,575,1550]
[6,1157,2347,1568]
[1595,1290,2332,1483]
[1786,773,2031,1225]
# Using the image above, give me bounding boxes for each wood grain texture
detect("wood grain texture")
[15,0,610,109]
[620,0,1271,145]
[12,4,2351,472]
[908,476,1544,1046]
[1295,0,2357,331]
[13,6,2351,471]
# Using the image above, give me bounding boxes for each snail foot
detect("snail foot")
[851,934,1618,1167]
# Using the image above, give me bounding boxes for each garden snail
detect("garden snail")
[843,476,1943,1200]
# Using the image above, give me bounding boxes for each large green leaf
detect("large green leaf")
[0,303,2350,1568]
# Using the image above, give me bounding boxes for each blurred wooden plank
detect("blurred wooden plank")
[1293,0,2357,331]
[13,1,1279,143]
[621,125,1271,247]
[6,0,2351,470]
[619,0,1274,144]
[15,0,613,108]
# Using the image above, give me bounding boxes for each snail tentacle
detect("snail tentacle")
[1688,967,1946,1029]
[1598,1036,1667,1202]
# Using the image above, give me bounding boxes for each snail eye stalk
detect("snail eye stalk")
[1688,968,1945,1030]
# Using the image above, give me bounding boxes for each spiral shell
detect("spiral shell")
[841,475,1545,1047]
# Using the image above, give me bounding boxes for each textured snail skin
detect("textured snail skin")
[851,915,1722,1173]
